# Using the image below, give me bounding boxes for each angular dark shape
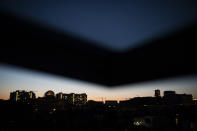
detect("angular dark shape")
[110,22,197,86]
[0,11,197,87]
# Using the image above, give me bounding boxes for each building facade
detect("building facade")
[56,92,87,105]
[10,90,36,102]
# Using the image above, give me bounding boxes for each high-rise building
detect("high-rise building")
[56,92,87,105]
[56,92,64,100]
[74,93,87,105]
[10,90,36,102]
[154,89,161,97]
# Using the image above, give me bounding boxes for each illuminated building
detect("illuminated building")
[56,92,87,105]
[10,90,36,102]
[74,93,87,105]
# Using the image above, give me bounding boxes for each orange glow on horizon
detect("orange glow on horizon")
[0,95,129,101]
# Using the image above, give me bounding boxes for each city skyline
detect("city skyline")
[7,88,194,102]
[1,1,197,131]
[0,64,197,101]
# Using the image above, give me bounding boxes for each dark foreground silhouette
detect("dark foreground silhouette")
[1,98,197,131]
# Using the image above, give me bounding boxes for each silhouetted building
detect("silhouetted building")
[176,94,193,104]
[56,92,67,100]
[154,89,161,97]
[105,100,118,108]
[163,91,192,105]
[129,97,157,106]
[164,91,176,97]
[44,90,55,99]
[10,90,36,102]
[119,99,131,106]
[87,100,104,106]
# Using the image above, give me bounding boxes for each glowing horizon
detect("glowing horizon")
[0,63,197,101]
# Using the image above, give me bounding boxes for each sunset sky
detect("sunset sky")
[0,63,197,101]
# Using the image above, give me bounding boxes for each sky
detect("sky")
[0,1,197,101]
[0,0,197,51]
[0,63,197,101]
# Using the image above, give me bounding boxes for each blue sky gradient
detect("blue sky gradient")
[1,0,197,51]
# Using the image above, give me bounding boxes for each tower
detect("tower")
[154,89,161,97]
